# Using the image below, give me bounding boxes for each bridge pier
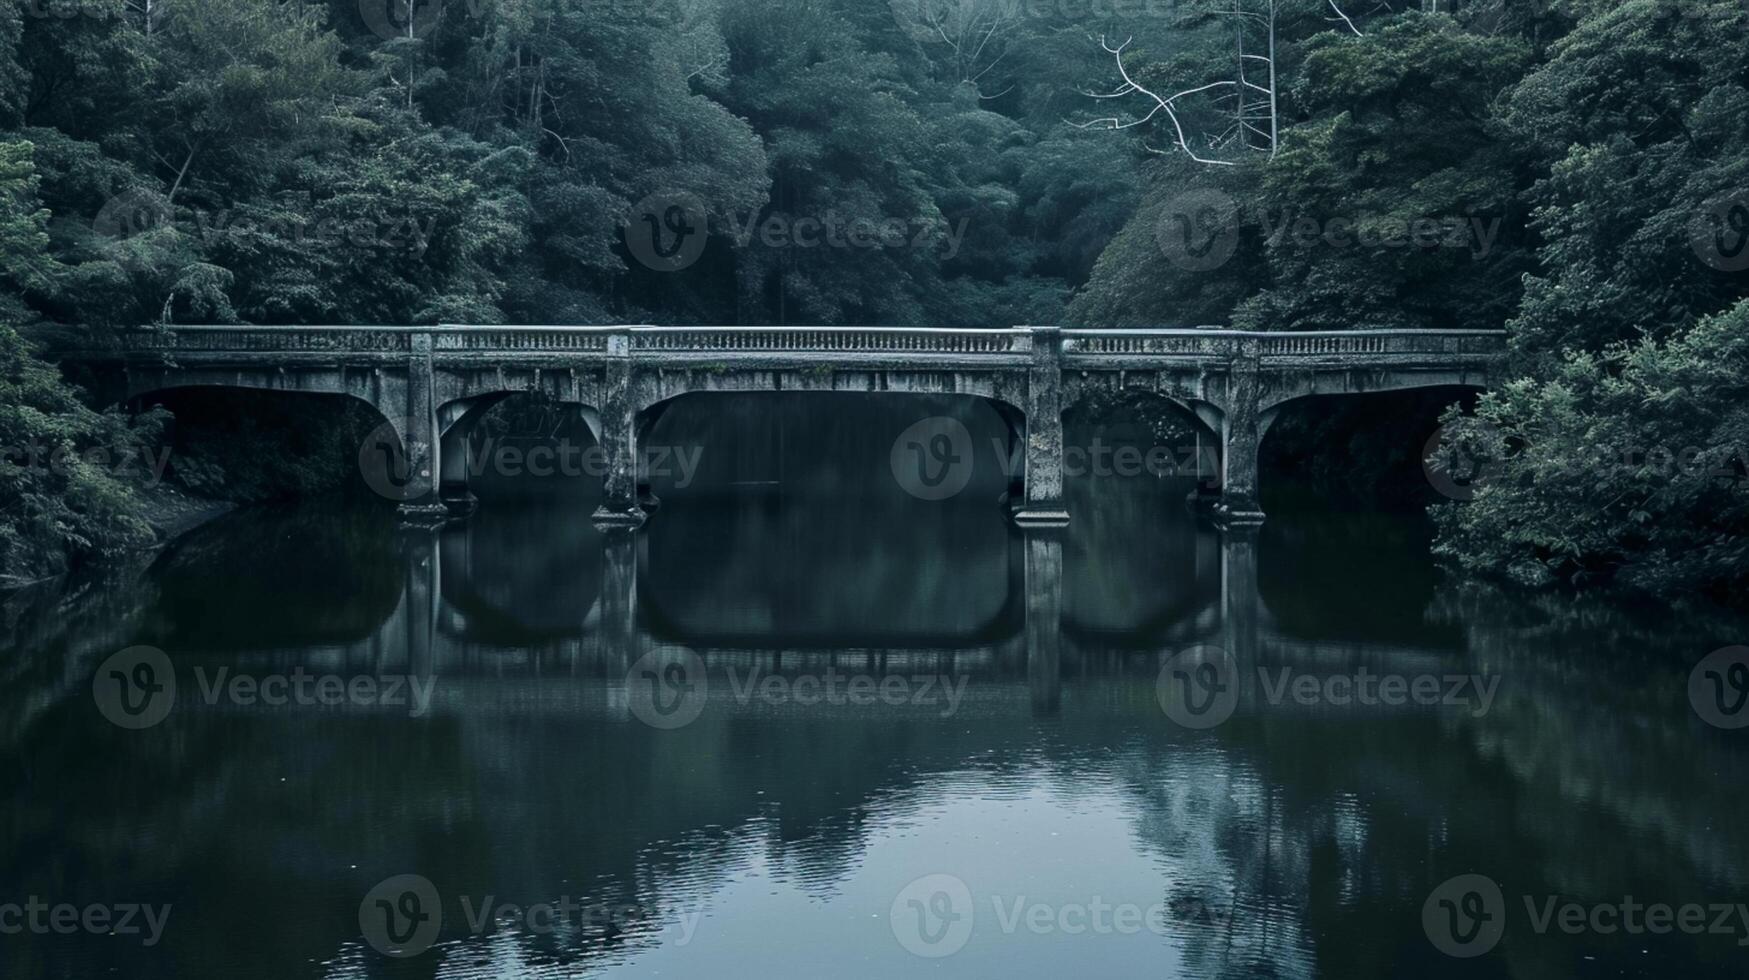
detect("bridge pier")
[1213,358,1267,525]
[396,331,451,526]
[591,331,647,528]
[96,325,1506,532]
[1014,326,1071,528]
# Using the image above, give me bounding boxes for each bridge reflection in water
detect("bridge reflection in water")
[8,480,1749,980]
[143,484,1467,724]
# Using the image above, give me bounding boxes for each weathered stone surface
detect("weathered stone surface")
[89,325,1507,526]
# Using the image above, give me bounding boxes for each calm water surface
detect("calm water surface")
[3,468,1747,979]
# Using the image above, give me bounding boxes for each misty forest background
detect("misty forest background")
[1,0,1747,599]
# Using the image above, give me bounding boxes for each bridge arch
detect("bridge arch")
[86,325,1508,527]
[631,388,1030,507]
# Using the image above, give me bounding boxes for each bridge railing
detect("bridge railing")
[108,325,1504,359]
[121,326,415,353]
[1061,328,1505,358]
[629,326,1030,355]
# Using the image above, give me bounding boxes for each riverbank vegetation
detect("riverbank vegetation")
[0,0,1745,597]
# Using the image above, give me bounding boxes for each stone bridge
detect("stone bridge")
[92,325,1506,526]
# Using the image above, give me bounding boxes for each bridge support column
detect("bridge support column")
[1216,354,1266,525]
[1220,527,1260,673]
[438,423,478,517]
[591,331,646,528]
[1024,529,1064,716]
[397,331,450,526]
[1014,326,1070,527]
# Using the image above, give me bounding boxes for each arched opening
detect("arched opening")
[138,504,403,651]
[1257,385,1483,515]
[447,390,604,508]
[1059,388,1223,642]
[127,386,387,504]
[1251,386,1483,645]
[635,391,1024,507]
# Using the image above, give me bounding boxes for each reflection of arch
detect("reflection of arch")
[434,513,604,643]
[636,493,1026,649]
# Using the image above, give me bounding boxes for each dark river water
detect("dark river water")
[3,404,1749,979]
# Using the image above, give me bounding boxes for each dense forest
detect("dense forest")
[1,0,1747,597]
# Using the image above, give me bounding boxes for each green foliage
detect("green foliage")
[0,323,162,581]
[0,0,1741,595]
[1431,300,1749,596]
